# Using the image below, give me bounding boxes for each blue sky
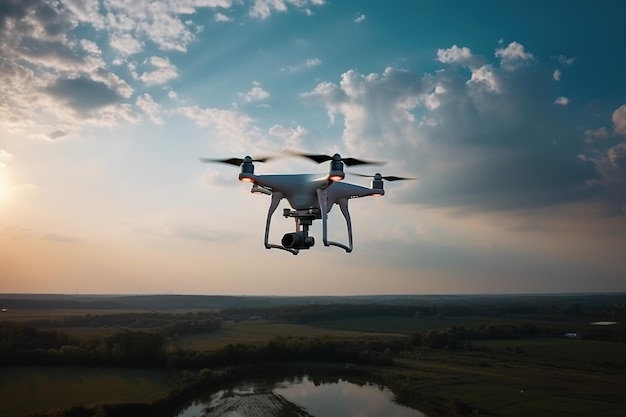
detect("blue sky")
[1,0,625,295]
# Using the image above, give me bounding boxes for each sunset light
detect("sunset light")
[0,1,625,296]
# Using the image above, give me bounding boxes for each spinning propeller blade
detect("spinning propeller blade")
[352,173,418,181]
[284,150,385,166]
[199,156,273,166]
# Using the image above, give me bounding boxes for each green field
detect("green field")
[0,367,170,417]
[2,305,624,417]
[475,338,626,366]
[175,319,385,350]
[311,315,595,334]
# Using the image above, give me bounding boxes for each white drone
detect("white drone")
[200,151,416,255]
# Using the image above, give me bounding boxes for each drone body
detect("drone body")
[201,152,414,255]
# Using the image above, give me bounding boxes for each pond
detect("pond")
[177,375,426,417]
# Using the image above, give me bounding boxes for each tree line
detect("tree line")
[221,299,626,323]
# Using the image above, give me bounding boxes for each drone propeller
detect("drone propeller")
[352,173,418,181]
[284,150,385,166]
[199,156,273,166]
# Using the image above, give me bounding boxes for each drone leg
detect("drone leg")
[317,190,352,253]
[338,198,354,253]
[264,192,298,255]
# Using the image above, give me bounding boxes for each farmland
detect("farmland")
[0,367,170,417]
[0,293,625,417]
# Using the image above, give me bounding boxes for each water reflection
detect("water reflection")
[178,375,425,417]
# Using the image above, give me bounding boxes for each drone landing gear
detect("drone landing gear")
[264,193,317,255]
[263,191,354,255]
[317,189,353,253]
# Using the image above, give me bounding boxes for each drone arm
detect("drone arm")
[317,189,353,253]
[264,192,299,255]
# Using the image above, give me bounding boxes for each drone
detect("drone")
[200,151,416,255]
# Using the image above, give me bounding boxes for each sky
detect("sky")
[1,0,626,295]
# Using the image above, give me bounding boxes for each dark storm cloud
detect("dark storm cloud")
[0,0,74,42]
[46,77,123,112]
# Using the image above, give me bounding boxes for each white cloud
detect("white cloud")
[468,65,499,93]
[355,13,366,23]
[612,104,626,136]
[301,67,429,153]
[282,57,322,73]
[554,96,569,106]
[175,105,269,151]
[137,56,179,86]
[240,81,270,103]
[215,12,232,22]
[136,93,163,124]
[553,69,561,81]
[110,34,144,56]
[495,41,534,69]
[269,123,307,146]
[249,0,326,19]
[437,45,473,64]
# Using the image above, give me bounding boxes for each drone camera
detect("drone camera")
[281,231,315,249]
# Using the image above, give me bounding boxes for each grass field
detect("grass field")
[475,338,626,366]
[2,313,624,417]
[175,319,386,350]
[0,367,171,417]
[310,315,600,334]
[396,350,625,417]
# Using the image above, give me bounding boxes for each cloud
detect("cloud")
[355,13,366,23]
[215,12,232,22]
[495,41,534,69]
[45,77,124,113]
[584,127,609,143]
[110,33,144,56]
[607,142,626,169]
[302,42,606,213]
[282,58,322,73]
[612,105,626,136]
[176,105,270,151]
[249,0,326,19]
[554,96,569,106]
[437,45,473,64]
[269,123,307,146]
[135,56,179,86]
[1,0,326,141]
[553,69,561,81]
[136,93,163,124]
[240,81,270,103]
[468,65,499,92]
